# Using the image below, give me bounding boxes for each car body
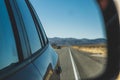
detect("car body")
[0,0,61,80]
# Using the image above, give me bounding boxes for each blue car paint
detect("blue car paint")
[5,44,58,80]
[33,44,58,78]
[5,64,42,80]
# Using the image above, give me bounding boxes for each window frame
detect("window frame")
[0,0,20,71]
[13,0,49,59]
[24,0,50,61]
[25,0,49,47]
[5,0,24,62]
[14,0,43,55]
[10,0,32,59]
[0,0,26,79]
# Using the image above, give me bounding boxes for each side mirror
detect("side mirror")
[95,0,120,80]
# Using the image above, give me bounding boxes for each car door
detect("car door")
[11,0,59,80]
[24,0,59,79]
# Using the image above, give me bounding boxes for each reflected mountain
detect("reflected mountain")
[49,37,106,46]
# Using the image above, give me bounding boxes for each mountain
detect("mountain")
[48,37,106,46]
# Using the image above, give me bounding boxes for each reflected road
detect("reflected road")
[55,47,106,80]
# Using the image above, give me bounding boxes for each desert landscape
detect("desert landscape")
[72,44,107,57]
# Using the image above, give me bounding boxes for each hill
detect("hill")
[48,37,106,46]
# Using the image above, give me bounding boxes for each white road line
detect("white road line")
[68,48,81,80]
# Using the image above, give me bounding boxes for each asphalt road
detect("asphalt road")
[55,47,106,80]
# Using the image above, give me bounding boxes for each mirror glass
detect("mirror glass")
[30,0,107,79]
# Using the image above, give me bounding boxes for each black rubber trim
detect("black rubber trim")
[12,0,43,57]
[5,0,23,62]
[12,0,32,58]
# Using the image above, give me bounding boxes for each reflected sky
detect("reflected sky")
[30,0,106,39]
[0,0,18,70]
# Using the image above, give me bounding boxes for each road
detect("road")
[55,47,106,80]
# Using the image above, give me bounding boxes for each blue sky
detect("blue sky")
[30,0,106,39]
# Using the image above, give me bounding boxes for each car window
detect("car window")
[27,0,48,46]
[0,1,19,70]
[16,0,42,54]
[37,18,48,45]
[33,11,48,45]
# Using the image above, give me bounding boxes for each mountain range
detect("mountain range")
[48,37,106,46]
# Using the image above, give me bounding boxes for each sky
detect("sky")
[30,0,106,39]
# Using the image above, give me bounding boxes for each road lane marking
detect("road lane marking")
[68,48,81,80]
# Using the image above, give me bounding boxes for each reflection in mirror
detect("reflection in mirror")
[30,0,107,80]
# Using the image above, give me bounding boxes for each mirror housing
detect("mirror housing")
[93,0,120,80]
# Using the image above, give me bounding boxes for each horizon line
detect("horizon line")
[48,37,106,40]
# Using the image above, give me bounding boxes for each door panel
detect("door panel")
[5,64,42,80]
[33,44,58,78]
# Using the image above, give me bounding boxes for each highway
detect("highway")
[55,47,106,80]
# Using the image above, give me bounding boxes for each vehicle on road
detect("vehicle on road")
[0,0,61,80]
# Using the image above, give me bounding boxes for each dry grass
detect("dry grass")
[72,44,107,57]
